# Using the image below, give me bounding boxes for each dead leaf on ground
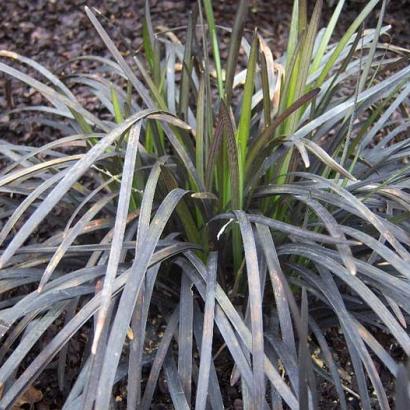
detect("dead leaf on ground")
[12,385,43,410]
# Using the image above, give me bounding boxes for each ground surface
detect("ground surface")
[0,1,409,409]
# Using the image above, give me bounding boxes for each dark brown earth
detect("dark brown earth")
[0,1,409,409]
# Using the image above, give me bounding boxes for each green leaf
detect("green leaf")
[202,0,224,97]
[310,0,346,74]
[315,0,380,87]
[237,33,258,204]
[111,86,124,124]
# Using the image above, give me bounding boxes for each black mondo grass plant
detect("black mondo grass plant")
[0,0,410,408]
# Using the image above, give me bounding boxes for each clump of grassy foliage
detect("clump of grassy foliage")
[0,0,410,408]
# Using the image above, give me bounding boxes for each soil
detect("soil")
[0,1,409,409]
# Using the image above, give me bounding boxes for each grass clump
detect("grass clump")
[0,0,410,408]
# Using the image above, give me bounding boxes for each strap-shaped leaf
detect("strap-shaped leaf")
[94,189,188,408]
[0,110,184,269]
[224,0,248,104]
[233,211,265,407]
[195,253,218,410]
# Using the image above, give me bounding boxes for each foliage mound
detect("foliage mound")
[0,0,410,408]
